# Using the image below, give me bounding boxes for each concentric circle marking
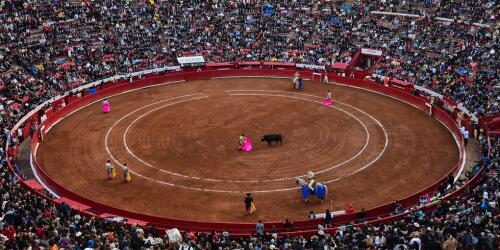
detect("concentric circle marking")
[121,93,369,182]
[104,90,388,193]
[226,90,390,184]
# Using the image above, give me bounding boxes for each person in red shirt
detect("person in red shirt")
[2,224,16,240]
[44,208,52,218]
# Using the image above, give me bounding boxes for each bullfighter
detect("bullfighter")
[239,134,246,150]
[307,171,316,191]
[293,72,300,89]
[323,90,333,106]
[123,163,132,183]
[105,160,116,179]
[102,99,111,113]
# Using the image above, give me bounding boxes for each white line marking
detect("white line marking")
[104,93,208,169]
[324,82,463,183]
[106,91,387,193]
[212,76,312,81]
[35,78,458,196]
[327,82,424,111]
[228,93,376,176]
[44,80,186,133]
[119,92,371,183]
[30,143,60,198]
[227,90,389,184]
[123,96,210,172]
[436,119,466,182]
[32,80,191,195]
[41,83,389,194]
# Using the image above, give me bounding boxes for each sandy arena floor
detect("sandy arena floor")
[37,78,459,222]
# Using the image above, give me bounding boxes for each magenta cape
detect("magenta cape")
[241,138,253,152]
[102,102,111,113]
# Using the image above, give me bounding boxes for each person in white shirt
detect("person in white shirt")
[461,127,469,146]
[178,242,193,250]
[40,113,48,123]
[308,211,316,219]
[409,236,421,250]
[17,128,23,141]
[105,160,115,179]
[374,232,386,247]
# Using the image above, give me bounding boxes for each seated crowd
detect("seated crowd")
[0,0,498,249]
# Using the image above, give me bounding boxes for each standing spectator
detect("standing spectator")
[358,208,366,223]
[462,128,470,146]
[283,218,293,232]
[35,122,42,141]
[324,209,332,227]
[374,232,386,248]
[443,234,458,250]
[409,232,422,250]
[463,229,475,249]
[308,211,316,219]
[394,200,404,214]
[426,234,442,250]
[255,220,265,236]
[16,127,23,142]
[40,112,47,123]
[29,122,36,138]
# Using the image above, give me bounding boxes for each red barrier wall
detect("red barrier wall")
[6,67,472,235]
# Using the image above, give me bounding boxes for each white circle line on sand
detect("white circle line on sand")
[226,90,390,184]
[227,93,375,177]
[104,93,207,167]
[105,90,387,193]
[122,96,210,172]
[120,92,371,183]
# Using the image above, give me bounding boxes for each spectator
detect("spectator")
[324,209,332,227]
[462,128,470,146]
[255,220,265,236]
[283,218,293,232]
[358,208,366,223]
[409,231,422,250]
[308,211,316,219]
[394,200,405,215]
[443,234,458,250]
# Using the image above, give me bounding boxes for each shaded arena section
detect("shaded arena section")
[36,78,458,222]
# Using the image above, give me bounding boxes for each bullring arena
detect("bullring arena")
[32,70,462,231]
[2,1,499,248]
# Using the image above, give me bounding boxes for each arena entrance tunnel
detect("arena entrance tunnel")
[9,66,468,236]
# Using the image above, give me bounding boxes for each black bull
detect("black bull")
[261,134,283,145]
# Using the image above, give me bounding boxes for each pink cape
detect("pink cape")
[241,138,253,152]
[102,103,111,113]
[323,98,332,106]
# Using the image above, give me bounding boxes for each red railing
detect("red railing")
[6,67,476,235]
